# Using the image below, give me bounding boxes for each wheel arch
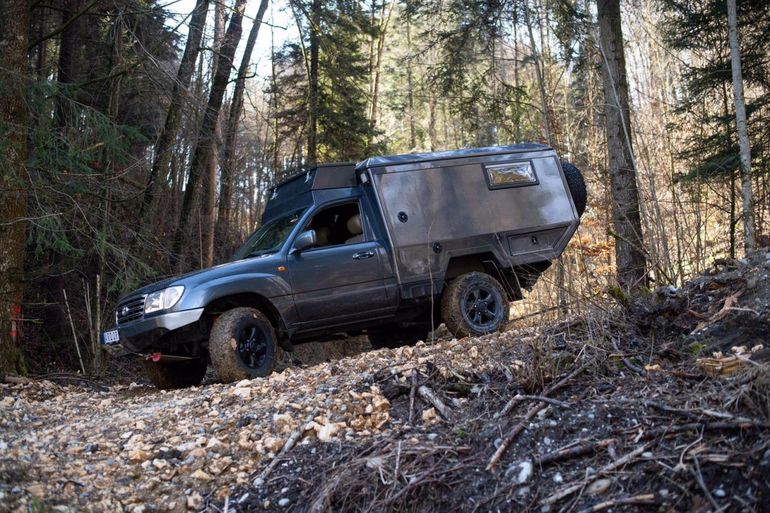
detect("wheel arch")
[202,292,284,335]
[444,252,522,300]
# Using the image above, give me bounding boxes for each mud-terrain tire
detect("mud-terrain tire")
[209,307,277,383]
[561,161,587,217]
[368,328,430,349]
[441,272,509,338]
[142,357,207,390]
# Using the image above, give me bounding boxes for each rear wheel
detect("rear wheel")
[441,272,509,338]
[143,357,207,390]
[209,307,277,383]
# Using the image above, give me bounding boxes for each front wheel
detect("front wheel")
[209,307,278,383]
[441,272,509,338]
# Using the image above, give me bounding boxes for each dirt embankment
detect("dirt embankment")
[2,252,770,513]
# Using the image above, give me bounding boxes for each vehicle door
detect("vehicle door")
[288,199,392,328]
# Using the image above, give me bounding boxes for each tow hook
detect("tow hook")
[141,352,197,362]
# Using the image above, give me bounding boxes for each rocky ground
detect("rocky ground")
[2,252,770,513]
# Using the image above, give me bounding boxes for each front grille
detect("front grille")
[116,295,146,325]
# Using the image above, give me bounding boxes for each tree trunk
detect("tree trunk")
[216,0,269,260]
[307,0,321,167]
[726,0,756,254]
[405,10,416,149]
[55,0,81,129]
[140,0,209,223]
[597,0,647,292]
[172,0,247,269]
[369,0,395,133]
[0,0,30,375]
[202,0,227,269]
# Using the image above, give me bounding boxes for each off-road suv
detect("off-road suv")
[103,144,586,388]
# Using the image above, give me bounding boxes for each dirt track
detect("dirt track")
[2,253,770,512]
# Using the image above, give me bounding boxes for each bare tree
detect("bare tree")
[216,0,270,258]
[726,0,756,254]
[307,0,321,166]
[172,0,248,268]
[202,0,227,268]
[0,0,30,374]
[597,0,647,293]
[140,0,210,223]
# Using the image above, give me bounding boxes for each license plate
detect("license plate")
[102,329,120,345]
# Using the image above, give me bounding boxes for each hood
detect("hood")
[124,253,281,299]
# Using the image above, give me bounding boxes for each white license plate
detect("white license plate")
[102,329,120,345]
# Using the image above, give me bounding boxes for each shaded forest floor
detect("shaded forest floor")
[2,252,770,512]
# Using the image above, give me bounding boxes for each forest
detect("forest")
[2,0,768,376]
[2,1,770,511]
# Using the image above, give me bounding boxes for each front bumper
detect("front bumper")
[103,308,205,353]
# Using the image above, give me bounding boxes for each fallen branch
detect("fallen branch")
[418,385,453,421]
[630,420,768,443]
[514,394,572,409]
[258,408,318,481]
[408,369,417,425]
[542,444,648,505]
[533,438,619,467]
[632,400,755,424]
[1,374,30,384]
[494,361,589,420]
[487,362,589,471]
[575,494,656,513]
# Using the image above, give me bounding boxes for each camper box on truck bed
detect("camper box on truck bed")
[355,143,582,299]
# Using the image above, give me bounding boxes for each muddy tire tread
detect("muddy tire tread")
[440,272,509,338]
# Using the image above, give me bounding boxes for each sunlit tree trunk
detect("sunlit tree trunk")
[369,0,395,134]
[202,0,226,268]
[172,0,247,269]
[216,0,269,261]
[141,0,209,223]
[726,0,756,254]
[597,0,647,293]
[307,0,321,166]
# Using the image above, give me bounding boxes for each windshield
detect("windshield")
[232,208,306,260]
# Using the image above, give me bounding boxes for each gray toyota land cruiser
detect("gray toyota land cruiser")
[103,144,586,388]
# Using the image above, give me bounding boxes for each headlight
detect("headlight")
[144,286,184,314]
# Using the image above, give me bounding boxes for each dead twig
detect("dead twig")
[63,289,87,375]
[533,438,619,467]
[611,337,644,374]
[575,494,657,513]
[417,385,453,421]
[542,443,648,505]
[631,420,769,442]
[691,456,725,512]
[408,369,417,425]
[258,408,318,481]
[513,394,572,409]
[643,400,754,423]
[487,361,590,471]
[494,394,571,418]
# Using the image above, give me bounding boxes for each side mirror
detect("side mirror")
[292,230,316,253]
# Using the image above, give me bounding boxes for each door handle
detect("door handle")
[353,250,375,260]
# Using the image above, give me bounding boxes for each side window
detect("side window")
[306,202,365,248]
